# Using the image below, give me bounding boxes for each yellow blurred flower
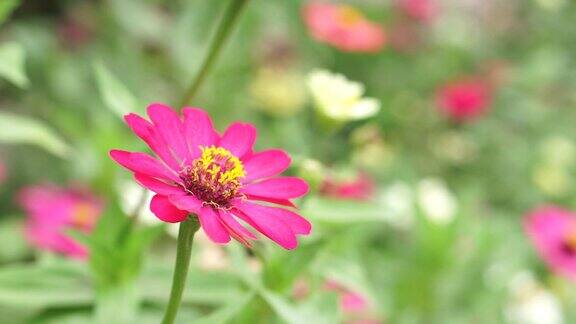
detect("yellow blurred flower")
[307,69,380,121]
[249,67,306,117]
[534,0,567,12]
[432,131,478,165]
[533,164,570,197]
[353,141,395,170]
[540,136,576,168]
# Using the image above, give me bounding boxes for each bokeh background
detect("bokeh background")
[0,0,575,323]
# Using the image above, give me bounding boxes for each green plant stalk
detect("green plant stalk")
[178,0,250,108]
[161,217,200,324]
[127,1,250,322]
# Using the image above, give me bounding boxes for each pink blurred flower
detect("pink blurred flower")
[397,0,438,23]
[303,2,386,53]
[18,185,102,259]
[325,280,381,323]
[0,158,6,184]
[110,103,311,250]
[525,206,576,281]
[320,173,375,201]
[436,77,492,123]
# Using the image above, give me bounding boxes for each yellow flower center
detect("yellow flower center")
[196,146,246,185]
[337,5,364,26]
[71,203,96,229]
[565,230,576,251]
[181,146,246,207]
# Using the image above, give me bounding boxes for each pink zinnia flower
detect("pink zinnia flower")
[525,206,576,281]
[18,185,102,259]
[320,173,375,201]
[397,0,438,23]
[109,103,311,249]
[303,2,386,53]
[436,77,492,123]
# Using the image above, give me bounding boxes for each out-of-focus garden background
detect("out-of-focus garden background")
[0,0,575,323]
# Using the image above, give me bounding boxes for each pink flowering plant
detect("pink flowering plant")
[110,104,311,249]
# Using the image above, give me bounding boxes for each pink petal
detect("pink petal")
[218,211,257,247]
[242,177,309,199]
[218,122,257,158]
[109,150,180,182]
[183,108,218,158]
[198,207,231,244]
[124,113,180,171]
[243,203,311,235]
[134,173,183,195]
[242,149,291,183]
[167,194,203,214]
[147,103,191,163]
[233,201,300,250]
[244,194,297,208]
[341,291,370,312]
[150,195,189,223]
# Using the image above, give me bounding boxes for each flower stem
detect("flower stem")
[161,217,200,324]
[178,0,250,108]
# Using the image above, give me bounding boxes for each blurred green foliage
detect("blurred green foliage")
[0,0,575,323]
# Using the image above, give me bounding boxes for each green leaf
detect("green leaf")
[194,293,254,324]
[0,42,28,88]
[259,290,305,324]
[263,243,319,292]
[297,292,340,324]
[0,112,70,157]
[0,262,93,308]
[0,219,31,262]
[140,265,246,306]
[0,0,20,26]
[302,197,389,223]
[93,61,138,118]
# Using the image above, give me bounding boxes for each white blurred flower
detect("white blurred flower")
[194,232,230,270]
[117,180,159,225]
[417,178,457,225]
[505,271,564,324]
[379,182,414,230]
[298,158,326,190]
[307,69,380,121]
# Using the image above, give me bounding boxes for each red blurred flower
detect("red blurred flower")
[303,2,386,53]
[18,185,102,259]
[320,172,375,201]
[110,103,311,250]
[525,206,576,281]
[436,77,492,123]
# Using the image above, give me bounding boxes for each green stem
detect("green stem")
[178,0,250,108]
[151,2,251,322]
[161,217,201,324]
